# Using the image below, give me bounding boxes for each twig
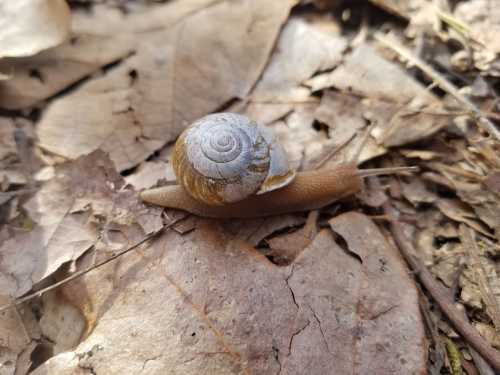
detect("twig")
[374,32,500,141]
[0,216,186,313]
[309,133,355,170]
[383,202,500,372]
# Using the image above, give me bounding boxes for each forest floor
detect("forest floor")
[1,0,500,374]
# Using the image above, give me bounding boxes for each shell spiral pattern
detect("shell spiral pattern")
[173,113,271,205]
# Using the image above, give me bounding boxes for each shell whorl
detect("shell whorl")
[172,113,294,205]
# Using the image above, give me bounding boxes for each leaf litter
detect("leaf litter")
[1,0,500,374]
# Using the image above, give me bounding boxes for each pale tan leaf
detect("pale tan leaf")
[307,44,437,104]
[0,0,71,58]
[253,17,348,100]
[125,161,175,191]
[0,35,135,110]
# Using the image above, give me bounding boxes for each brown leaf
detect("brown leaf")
[314,91,386,164]
[72,0,222,36]
[436,198,494,238]
[307,44,436,104]
[222,215,305,246]
[267,210,318,264]
[253,17,347,100]
[288,212,427,373]
[401,177,438,205]
[28,211,425,374]
[124,161,175,191]
[0,34,134,110]
[0,293,39,375]
[0,151,158,299]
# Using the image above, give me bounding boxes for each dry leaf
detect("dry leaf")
[455,0,500,54]
[306,44,436,104]
[28,214,425,374]
[253,17,347,100]
[71,0,222,36]
[222,215,305,246]
[1,158,102,297]
[0,35,135,110]
[430,242,463,288]
[267,211,318,264]
[0,295,39,375]
[436,198,493,238]
[0,0,71,58]
[401,177,437,205]
[124,161,175,191]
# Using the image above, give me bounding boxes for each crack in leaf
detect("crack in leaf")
[286,319,311,359]
[285,264,299,310]
[307,304,333,356]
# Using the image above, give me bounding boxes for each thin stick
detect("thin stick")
[310,133,355,170]
[352,121,377,164]
[358,166,419,178]
[374,32,500,141]
[0,216,186,313]
[383,202,500,372]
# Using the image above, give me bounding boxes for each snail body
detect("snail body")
[141,163,361,218]
[140,113,417,218]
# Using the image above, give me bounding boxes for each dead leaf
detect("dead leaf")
[253,17,347,101]
[315,88,449,165]
[0,34,135,110]
[0,294,39,375]
[267,210,318,264]
[455,0,500,54]
[27,213,426,374]
[71,0,223,37]
[1,151,158,300]
[222,215,305,246]
[430,242,463,288]
[401,177,437,205]
[125,161,175,191]
[39,292,86,355]
[0,0,71,58]
[436,198,493,238]
[378,108,451,147]
[306,44,436,105]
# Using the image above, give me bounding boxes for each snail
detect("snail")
[140,112,417,218]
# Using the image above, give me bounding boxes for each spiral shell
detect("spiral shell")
[172,113,295,205]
